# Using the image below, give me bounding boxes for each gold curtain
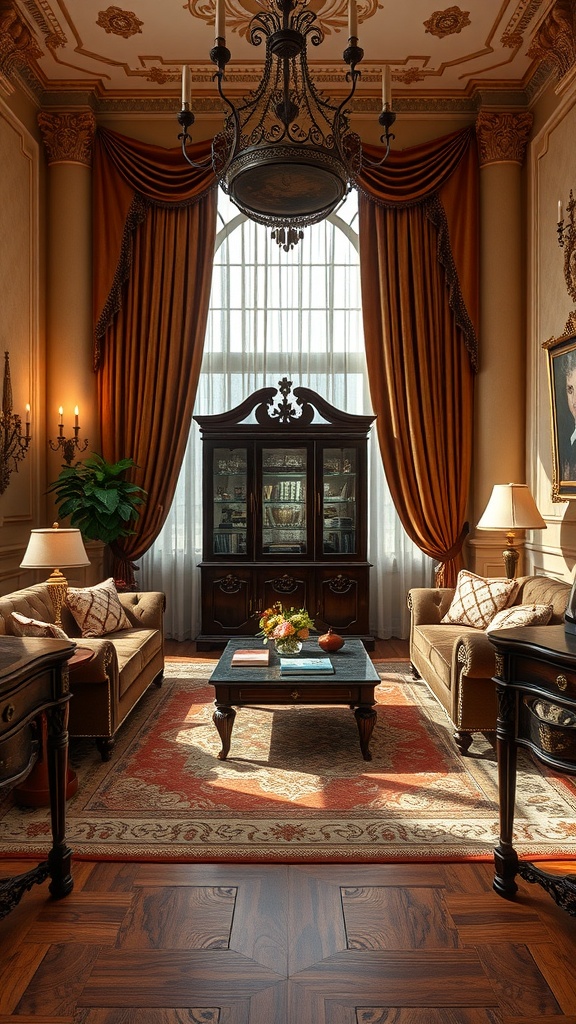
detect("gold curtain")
[357,127,479,586]
[92,128,217,585]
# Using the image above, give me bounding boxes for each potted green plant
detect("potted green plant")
[47,455,147,581]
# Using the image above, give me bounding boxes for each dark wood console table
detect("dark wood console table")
[0,636,76,920]
[490,623,576,915]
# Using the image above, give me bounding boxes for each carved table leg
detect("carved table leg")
[46,702,73,900]
[213,703,236,760]
[354,704,377,761]
[493,685,519,900]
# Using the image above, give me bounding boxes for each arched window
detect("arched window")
[139,191,433,638]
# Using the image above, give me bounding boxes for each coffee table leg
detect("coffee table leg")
[213,703,236,760]
[354,705,377,761]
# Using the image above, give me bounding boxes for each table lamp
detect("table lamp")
[476,483,546,579]
[20,522,90,625]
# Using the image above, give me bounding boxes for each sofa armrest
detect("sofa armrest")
[70,638,117,683]
[407,587,455,626]
[454,631,497,679]
[119,591,166,632]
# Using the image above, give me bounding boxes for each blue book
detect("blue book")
[279,657,334,674]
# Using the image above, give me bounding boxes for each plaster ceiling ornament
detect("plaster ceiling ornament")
[96,6,143,40]
[0,0,42,77]
[424,5,471,39]
[501,0,544,49]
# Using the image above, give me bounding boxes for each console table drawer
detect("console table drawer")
[0,671,52,737]
[0,722,37,780]
[512,656,576,698]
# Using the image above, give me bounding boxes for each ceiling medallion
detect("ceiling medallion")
[424,6,471,39]
[96,6,143,39]
[184,0,379,39]
[177,0,396,249]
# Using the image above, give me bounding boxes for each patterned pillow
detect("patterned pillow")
[65,577,132,637]
[486,603,554,633]
[9,611,69,640]
[441,570,518,629]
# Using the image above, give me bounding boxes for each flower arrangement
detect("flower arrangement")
[257,602,315,654]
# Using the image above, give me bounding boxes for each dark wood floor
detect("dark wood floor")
[1,639,576,1023]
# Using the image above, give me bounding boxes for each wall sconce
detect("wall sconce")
[49,406,88,465]
[0,351,31,495]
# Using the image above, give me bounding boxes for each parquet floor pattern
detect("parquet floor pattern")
[1,859,576,1022]
[1,641,576,1022]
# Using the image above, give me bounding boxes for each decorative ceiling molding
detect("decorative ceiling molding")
[96,6,143,40]
[0,0,42,78]
[501,0,547,48]
[527,0,576,80]
[424,6,471,40]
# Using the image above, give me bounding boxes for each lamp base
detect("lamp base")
[46,569,68,626]
[502,534,519,579]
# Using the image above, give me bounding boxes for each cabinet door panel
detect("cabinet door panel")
[260,445,311,558]
[316,569,370,634]
[257,568,310,615]
[201,569,254,635]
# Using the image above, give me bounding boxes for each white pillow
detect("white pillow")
[65,577,132,637]
[486,603,554,633]
[441,570,518,629]
[9,611,69,640]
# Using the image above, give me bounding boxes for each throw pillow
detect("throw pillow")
[9,611,69,640]
[486,603,554,633]
[441,570,518,629]
[65,577,132,637]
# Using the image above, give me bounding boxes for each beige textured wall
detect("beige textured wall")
[528,78,576,583]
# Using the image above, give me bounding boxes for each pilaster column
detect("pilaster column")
[471,110,532,576]
[38,111,97,476]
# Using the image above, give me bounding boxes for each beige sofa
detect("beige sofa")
[407,575,571,754]
[0,582,165,760]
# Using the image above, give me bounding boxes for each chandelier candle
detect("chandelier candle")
[215,0,226,43]
[382,65,391,108]
[348,0,358,40]
[181,65,191,108]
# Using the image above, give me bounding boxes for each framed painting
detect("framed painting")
[543,317,576,501]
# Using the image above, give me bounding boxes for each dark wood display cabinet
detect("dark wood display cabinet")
[194,378,375,649]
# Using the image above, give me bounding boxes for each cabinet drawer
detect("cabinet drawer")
[512,656,576,699]
[0,671,52,738]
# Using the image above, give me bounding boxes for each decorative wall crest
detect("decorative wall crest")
[527,0,576,81]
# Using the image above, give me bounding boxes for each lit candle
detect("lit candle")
[348,0,358,40]
[382,66,392,108]
[58,406,63,426]
[25,403,30,437]
[74,405,79,428]
[215,0,226,42]
[181,65,191,109]
[558,200,563,223]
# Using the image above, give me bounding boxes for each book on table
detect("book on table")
[279,657,334,674]
[231,648,270,666]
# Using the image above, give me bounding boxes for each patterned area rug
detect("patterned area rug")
[2,660,576,863]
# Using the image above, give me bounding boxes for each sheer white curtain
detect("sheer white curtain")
[139,191,433,639]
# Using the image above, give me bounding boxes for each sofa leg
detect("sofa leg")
[154,672,164,688]
[410,662,420,679]
[454,730,473,755]
[95,737,115,762]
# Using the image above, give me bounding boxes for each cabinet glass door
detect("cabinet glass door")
[322,447,358,555]
[212,447,248,556]
[261,447,307,556]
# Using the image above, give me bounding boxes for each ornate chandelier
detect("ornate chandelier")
[177,0,396,248]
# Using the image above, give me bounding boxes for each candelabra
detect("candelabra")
[49,406,88,465]
[0,351,31,495]
[557,190,576,304]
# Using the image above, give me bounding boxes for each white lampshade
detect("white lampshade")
[20,523,90,570]
[477,483,546,532]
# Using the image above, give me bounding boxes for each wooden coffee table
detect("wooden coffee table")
[209,639,379,761]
